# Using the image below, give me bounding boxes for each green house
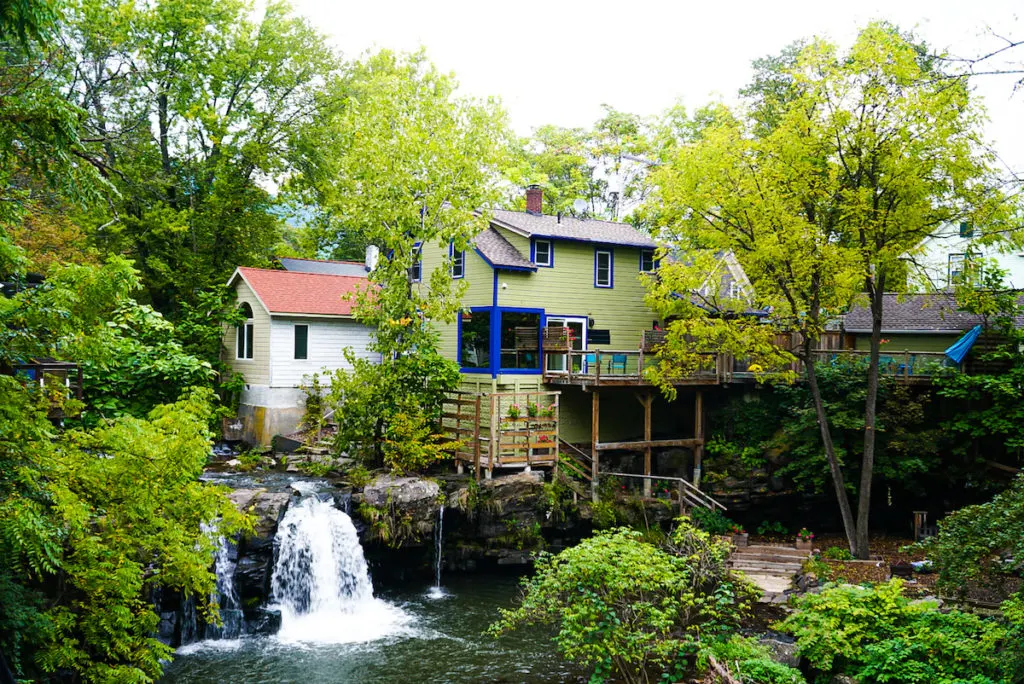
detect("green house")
[417,187,724,487]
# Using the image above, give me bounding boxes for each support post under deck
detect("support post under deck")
[693,390,704,488]
[591,389,600,502]
[637,392,654,496]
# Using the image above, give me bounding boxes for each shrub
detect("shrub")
[691,507,736,535]
[778,581,1021,682]
[757,520,789,536]
[698,635,806,684]
[489,520,759,683]
[822,546,854,561]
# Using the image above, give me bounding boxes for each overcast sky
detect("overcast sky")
[293,0,1023,173]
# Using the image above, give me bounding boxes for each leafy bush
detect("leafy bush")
[757,520,789,536]
[691,507,736,535]
[822,546,854,561]
[698,635,806,684]
[489,520,759,683]
[778,581,1022,682]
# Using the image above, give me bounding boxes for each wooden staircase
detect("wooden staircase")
[728,545,809,603]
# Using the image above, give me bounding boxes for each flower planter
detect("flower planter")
[731,533,749,548]
[795,538,814,552]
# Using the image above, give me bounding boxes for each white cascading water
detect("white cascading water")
[206,535,244,639]
[427,505,447,599]
[271,496,410,644]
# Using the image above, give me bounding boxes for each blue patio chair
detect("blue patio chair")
[582,353,597,373]
[607,353,627,373]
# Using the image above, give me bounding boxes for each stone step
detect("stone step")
[730,560,804,574]
[740,573,794,593]
[733,545,808,558]
[730,551,809,563]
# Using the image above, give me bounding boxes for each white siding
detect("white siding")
[222,280,272,385]
[268,316,379,388]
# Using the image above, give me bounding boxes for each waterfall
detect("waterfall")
[428,505,446,599]
[204,535,244,640]
[271,496,410,644]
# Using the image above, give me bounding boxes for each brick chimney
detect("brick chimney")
[525,184,543,215]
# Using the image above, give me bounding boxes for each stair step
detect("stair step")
[730,562,803,575]
[734,545,808,558]
[730,552,809,563]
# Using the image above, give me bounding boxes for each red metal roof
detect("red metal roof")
[235,267,368,316]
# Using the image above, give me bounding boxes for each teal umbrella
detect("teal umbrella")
[944,324,982,364]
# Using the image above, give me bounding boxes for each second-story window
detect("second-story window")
[450,242,465,279]
[948,253,967,284]
[595,248,613,288]
[533,239,553,267]
[639,249,655,273]
[410,242,423,282]
[959,222,974,238]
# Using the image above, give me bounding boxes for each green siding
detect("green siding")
[852,333,957,353]
[418,239,494,362]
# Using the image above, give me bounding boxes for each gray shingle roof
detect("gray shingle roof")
[489,209,657,248]
[474,226,535,271]
[278,257,367,276]
[842,294,986,333]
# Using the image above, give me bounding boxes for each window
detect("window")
[410,242,423,282]
[459,310,491,369]
[948,253,967,284]
[236,303,254,359]
[639,248,655,273]
[594,249,613,288]
[499,311,541,371]
[294,324,308,360]
[533,239,553,267]
[959,222,974,238]
[450,242,465,279]
[729,281,744,299]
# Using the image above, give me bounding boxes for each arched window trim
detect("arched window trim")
[236,303,254,360]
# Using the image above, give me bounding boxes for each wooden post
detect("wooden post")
[552,392,560,477]
[693,390,704,488]
[678,481,686,516]
[473,395,482,481]
[591,389,600,502]
[595,351,602,384]
[637,392,653,497]
[488,393,497,480]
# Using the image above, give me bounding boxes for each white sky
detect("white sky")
[293,0,1023,174]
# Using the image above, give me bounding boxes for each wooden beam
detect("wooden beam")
[693,390,704,488]
[596,438,700,451]
[639,392,653,496]
[591,389,600,502]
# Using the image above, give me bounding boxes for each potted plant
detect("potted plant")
[796,528,815,551]
[526,402,539,418]
[730,524,749,548]
[507,403,521,419]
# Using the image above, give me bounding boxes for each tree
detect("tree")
[647,23,1012,557]
[295,50,510,469]
[488,521,761,684]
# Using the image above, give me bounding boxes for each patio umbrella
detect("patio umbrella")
[944,324,982,364]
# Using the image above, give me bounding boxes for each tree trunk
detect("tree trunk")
[805,351,858,554]
[158,91,176,208]
[856,278,886,559]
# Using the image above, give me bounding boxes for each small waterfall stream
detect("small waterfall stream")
[271,496,410,644]
[204,535,244,640]
[428,504,446,599]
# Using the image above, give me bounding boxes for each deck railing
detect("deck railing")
[543,348,720,385]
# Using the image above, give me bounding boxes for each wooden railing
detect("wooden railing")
[806,350,954,378]
[442,390,561,479]
[602,471,726,512]
[543,348,720,385]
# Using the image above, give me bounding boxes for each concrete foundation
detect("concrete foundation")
[236,386,308,446]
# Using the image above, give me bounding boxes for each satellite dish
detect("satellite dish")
[572,198,588,215]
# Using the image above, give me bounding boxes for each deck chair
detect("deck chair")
[607,353,627,374]
[581,352,597,373]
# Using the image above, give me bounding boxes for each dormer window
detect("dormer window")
[236,302,254,359]
[533,239,553,267]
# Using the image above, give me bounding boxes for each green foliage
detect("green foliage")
[697,635,806,684]
[757,520,789,536]
[343,464,373,490]
[489,520,758,683]
[356,497,417,549]
[0,380,249,682]
[822,546,854,561]
[690,507,736,536]
[381,410,459,476]
[916,473,1024,602]
[779,581,1022,682]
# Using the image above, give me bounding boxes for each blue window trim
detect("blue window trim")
[411,241,423,282]
[457,305,546,377]
[531,238,554,267]
[449,242,465,279]
[639,248,655,273]
[594,248,614,288]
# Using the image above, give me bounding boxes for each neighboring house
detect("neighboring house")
[223,266,379,445]
[915,222,1024,289]
[278,256,368,277]
[841,293,991,353]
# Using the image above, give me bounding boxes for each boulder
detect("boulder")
[363,474,441,508]
[759,635,801,668]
